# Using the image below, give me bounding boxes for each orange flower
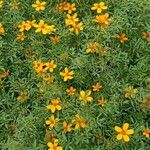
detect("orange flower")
[117,33,128,43]
[91,2,107,14]
[98,97,105,107]
[94,13,110,25]
[16,32,26,41]
[72,114,88,129]
[92,82,102,92]
[50,35,60,44]
[142,32,150,42]
[18,21,32,32]
[46,115,59,129]
[63,121,72,133]
[0,70,9,79]
[64,3,76,14]
[69,22,84,35]
[0,23,5,33]
[45,60,57,72]
[143,129,150,138]
[66,86,76,95]
[114,123,134,142]
[60,67,74,82]
[47,99,62,113]
[43,75,53,84]
[32,0,46,11]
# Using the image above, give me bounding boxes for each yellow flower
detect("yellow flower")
[66,86,76,95]
[125,86,138,99]
[79,90,93,102]
[114,123,134,142]
[143,129,150,138]
[73,114,88,129]
[69,22,84,35]
[33,60,47,75]
[26,20,37,28]
[94,13,110,25]
[43,75,53,84]
[45,60,57,72]
[18,21,32,32]
[32,0,46,11]
[0,0,3,8]
[98,97,105,107]
[60,67,74,82]
[47,139,63,150]
[9,1,21,10]
[142,32,150,42]
[47,99,62,113]
[17,92,29,101]
[50,35,60,44]
[86,42,98,53]
[16,32,26,41]
[117,33,128,43]
[46,115,59,129]
[34,20,56,34]
[63,121,72,133]
[65,13,79,26]
[0,70,9,79]
[0,23,5,33]
[91,2,107,14]
[92,82,102,92]
[64,3,76,14]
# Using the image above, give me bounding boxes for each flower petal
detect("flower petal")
[114,126,122,132]
[116,134,123,140]
[123,123,129,130]
[126,129,134,135]
[123,135,130,142]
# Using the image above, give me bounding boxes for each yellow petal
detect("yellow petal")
[116,134,123,140]
[56,147,63,150]
[80,91,85,97]
[126,129,134,135]
[114,126,122,132]
[56,105,62,110]
[123,135,130,142]
[123,123,129,130]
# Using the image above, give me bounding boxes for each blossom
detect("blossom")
[117,33,128,43]
[0,0,3,8]
[16,32,26,41]
[64,3,76,14]
[143,129,150,138]
[50,35,60,44]
[47,139,63,150]
[92,82,102,92]
[69,22,84,35]
[66,86,76,95]
[45,60,57,72]
[94,13,110,25]
[86,42,98,53]
[114,123,134,142]
[43,75,53,84]
[0,70,9,79]
[0,23,5,33]
[63,121,72,133]
[26,20,37,28]
[32,0,46,11]
[9,1,21,10]
[142,32,150,42]
[46,115,59,129]
[56,1,68,13]
[17,92,29,101]
[47,99,62,113]
[125,86,138,99]
[34,20,56,34]
[91,2,107,14]
[72,114,88,129]
[18,21,32,32]
[98,97,105,107]
[65,13,79,26]
[60,67,74,82]
[79,90,93,102]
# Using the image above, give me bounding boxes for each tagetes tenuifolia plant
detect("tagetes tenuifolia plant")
[1,0,150,149]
